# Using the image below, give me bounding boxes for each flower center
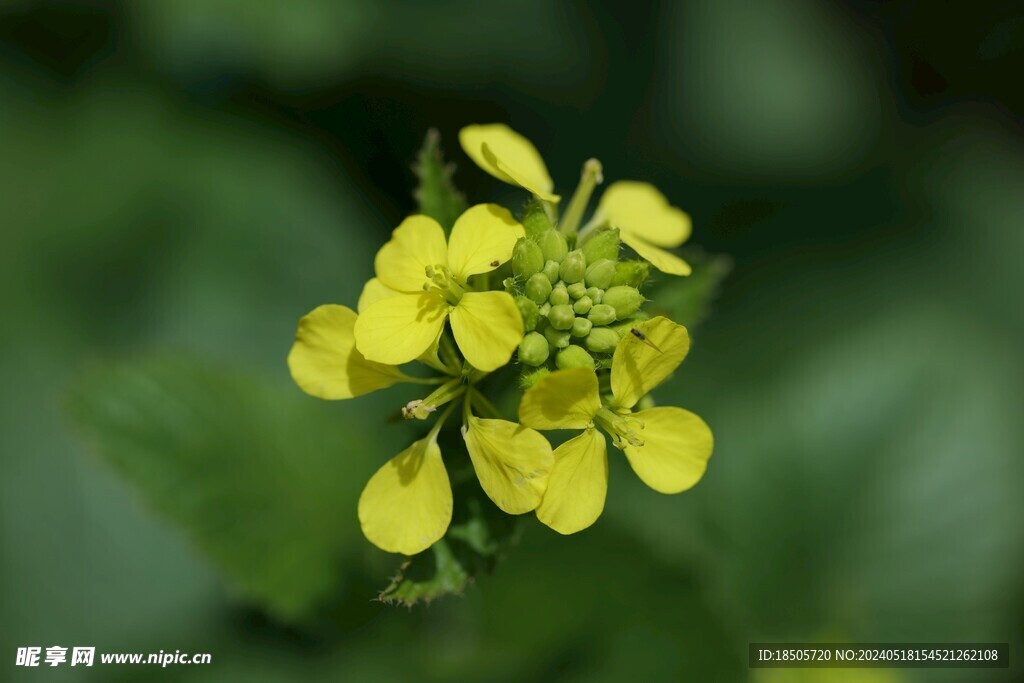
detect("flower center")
[424,265,465,305]
[594,406,645,449]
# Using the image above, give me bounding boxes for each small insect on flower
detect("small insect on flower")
[630,327,663,354]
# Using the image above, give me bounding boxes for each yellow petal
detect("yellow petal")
[535,429,608,534]
[598,181,691,247]
[619,232,693,276]
[611,316,691,409]
[357,278,400,312]
[288,305,408,400]
[518,367,600,430]
[463,417,553,514]
[354,292,449,366]
[623,407,713,494]
[358,435,452,555]
[446,204,525,282]
[459,124,560,202]
[359,276,447,372]
[374,215,448,292]
[448,291,523,372]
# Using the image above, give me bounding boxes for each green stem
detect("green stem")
[559,158,603,237]
[468,388,504,420]
[438,333,463,375]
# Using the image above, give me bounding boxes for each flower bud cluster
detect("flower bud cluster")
[510,224,651,378]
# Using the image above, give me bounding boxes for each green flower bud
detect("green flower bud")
[521,198,555,240]
[512,237,544,278]
[548,283,570,306]
[525,272,552,303]
[544,325,572,349]
[567,282,588,300]
[556,345,596,371]
[573,296,593,315]
[520,366,551,390]
[548,304,576,330]
[612,260,650,287]
[559,249,587,284]
[586,286,603,303]
[515,295,539,331]
[584,258,616,289]
[585,327,622,353]
[538,229,569,263]
[603,285,644,319]
[587,304,617,326]
[571,317,593,337]
[518,332,550,366]
[542,260,561,284]
[581,228,621,263]
[537,302,552,318]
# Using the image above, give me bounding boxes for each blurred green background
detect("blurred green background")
[3,0,1022,680]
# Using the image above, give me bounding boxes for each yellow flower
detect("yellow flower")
[354,204,526,372]
[459,124,560,203]
[518,317,713,534]
[593,181,693,276]
[288,304,414,400]
[458,124,693,275]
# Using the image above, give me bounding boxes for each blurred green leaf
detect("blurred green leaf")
[413,129,467,232]
[67,357,375,623]
[379,468,519,606]
[647,249,732,330]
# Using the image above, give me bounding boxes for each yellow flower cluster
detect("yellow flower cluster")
[288,124,713,556]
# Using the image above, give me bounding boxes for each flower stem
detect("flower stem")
[559,158,603,238]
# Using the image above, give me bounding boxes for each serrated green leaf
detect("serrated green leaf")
[67,356,379,623]
[413,128,467,232]
[647,249,732,330]
[378,465,519,606]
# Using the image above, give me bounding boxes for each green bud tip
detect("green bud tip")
[585,327,622,353]
[612,260,650,288]
[559,249,587,284]
[567,282,588,300]
[573,296,593,315]
[586,286,603,303]
[587,303,617,326]
[542,260,561,284]
[548,304,576,330]
[518,332,550,366]
[581,228,621,263]
[525,272,552,303]
[520,366,551,390]
[571,317,593,337]
[515,295,539,331]
[556,345,596,371]
[584,258,616,289]
[544,326,572,349]
[548,283,570,306]
[521,198,555,240]
[512,237,545,278]
[602,285,644,319]
[538,229,569,263]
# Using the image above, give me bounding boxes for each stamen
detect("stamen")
[595,406,645,449]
